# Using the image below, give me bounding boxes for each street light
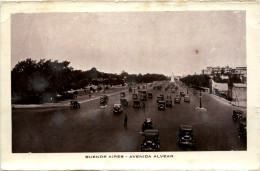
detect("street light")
[199,82,202,108]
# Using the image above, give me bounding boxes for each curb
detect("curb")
[210,93,246,108]
[12,89,128,109]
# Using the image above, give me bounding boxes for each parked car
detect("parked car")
[132,93,138,100]
[158,101,166,110]
[113,104,123,113]
[178,125,195,147]
[100,94,108,105]
[184,95,190,103]
[120,92,126,98]
[120,98,128,107]
[70,101,80,108]
[232,110,246,121]
[133,100,141,108]
[180,92,185,97]
[148,93,153,99]
[238,120,247,138]
[174,95,181,104]
[141,129,160,151]
[142,118,153,131]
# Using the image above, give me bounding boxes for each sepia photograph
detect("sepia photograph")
[11,11,247,153]
[1,1,260,170]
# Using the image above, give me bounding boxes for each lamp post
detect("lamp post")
[199,82,202,108]
[187,86,189,94]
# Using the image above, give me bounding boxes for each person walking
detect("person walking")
[124,115,128,126]
[142,102,146,109]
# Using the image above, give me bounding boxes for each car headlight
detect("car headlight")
[144,143,146,145]
[152,143,155,146]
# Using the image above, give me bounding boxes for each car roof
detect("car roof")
[145,118,152,122]
[179,125,193,131]
[143,129,159,136]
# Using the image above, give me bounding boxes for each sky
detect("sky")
[11,11,246,76]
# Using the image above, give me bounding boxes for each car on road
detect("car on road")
[141,129,160,151]
[158,101,166,110]
[171,89,175,93]
[120,98,128,107]
[140,94,146,101]
[70,101,80,108]
[148,93,153,99]
[142,118,153,131]
[180,92,185,97]
[113,104,123,113]
[174,95,181,104]
[232,110,246,121]
[133,100,141,108]
[100,94,108,105]
[132,93,138,100]
[238,120,247,138]
[184,95,190,103]
[129,87,132,92]
[120,92,126,98]
[178,125,195,147]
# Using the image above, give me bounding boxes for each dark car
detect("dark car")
[132,93,138,100]
[133,100,141,108]
[238,120,247,138]
[158,101,166,110]
[180,92,185,97]
[174,95,181,104]
[113,104,123,113]
[142,118,153,131]
[166,99,172,107]
[70,101,80,108]
[120,98,128,107]
[140,94,146,101]
[120,92,126,98]
[141,129,160,151]
[100,94,108,105]
[178,125,195,147]
[148,93,153,99]
[232,110,246,121]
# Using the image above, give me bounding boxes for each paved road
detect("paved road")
[12,82,246,152]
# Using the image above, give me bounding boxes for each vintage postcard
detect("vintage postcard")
[1,1,260,170]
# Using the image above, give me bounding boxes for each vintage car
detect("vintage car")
[100,94,108,105]
[174,95,181,104]
[238,120,247,138]
[141,129,160,151]
[166,99,173,107]
[142,118,153,131]
[180,92,185,97]
[140,94,146,101]
[171,89,175,93]
[148,92,153,99]
[232,110,246,121]
[133,100,141,108]
[184,95,190,103]
[178,125,195,147]
[132,93,138,100]
[158,101,166,110]
[120,92,126,98]
[113,104,123,113]
[120,98,128,107]
[70,101,80,108]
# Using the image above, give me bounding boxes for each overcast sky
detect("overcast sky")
[11,11,246,76]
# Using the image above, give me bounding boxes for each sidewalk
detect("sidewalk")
[12,89,128,109]
[210,93,247,108]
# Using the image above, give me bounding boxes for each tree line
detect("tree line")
[12,58,169,104]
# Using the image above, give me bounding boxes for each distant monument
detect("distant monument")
[170,73,175,82]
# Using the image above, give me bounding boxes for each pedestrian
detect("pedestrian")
[89,94,91,98]
[142,102,145,109]
[124,115,128,126]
